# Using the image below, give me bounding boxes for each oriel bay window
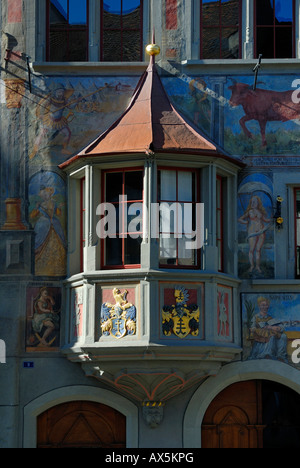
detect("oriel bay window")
[73,164,232,275]
[102,169,143,268]
[158,168,200,269]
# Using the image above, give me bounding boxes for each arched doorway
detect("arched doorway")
[202,380,300,448]
[37,401,126,448]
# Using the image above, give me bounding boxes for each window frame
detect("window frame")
[200,0,243,59]
[157,167,201,270]
[46,0,90,62]
[100,0,144,62]
[101,167,144,270]
[254,0,296,59]
[217,175,224,273]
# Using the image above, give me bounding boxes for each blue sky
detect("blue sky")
[52,0,87,24]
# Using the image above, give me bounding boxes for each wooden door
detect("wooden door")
[202,381,265,448]
[37,401,126,448]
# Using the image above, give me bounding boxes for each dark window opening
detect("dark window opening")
[47,0,89,62]
[262,381,300,448]
[102,169,143,268]
[255,0,295,58]
[200,0,241,59]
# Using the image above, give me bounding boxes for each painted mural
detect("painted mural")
[163,74,300,156]
[242,293,300,368]
[225,76,300,156]
[26,286,61,351]
[163,76,212,137]
[29,171,67,277]
[238,173,274,279]
[28,77,138,165]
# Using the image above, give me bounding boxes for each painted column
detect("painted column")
[1,0,28,230]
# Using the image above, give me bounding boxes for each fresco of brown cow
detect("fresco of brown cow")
[228,81,300,147]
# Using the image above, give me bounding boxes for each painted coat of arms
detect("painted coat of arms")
[162,286,200,339]
[101,288,136,339]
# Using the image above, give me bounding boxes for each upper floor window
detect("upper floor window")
[200,0,241,59]
[69,162,236,277]
[295,189,300,278]
[101,0,144,61]
[255,0,295,58]
[47,0,89,61]
[47,0,144,62]
[102,168,143,269]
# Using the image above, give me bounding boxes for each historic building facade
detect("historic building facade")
[1,0,300,448]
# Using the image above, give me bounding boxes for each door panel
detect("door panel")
[202,381,265,448]
[37,401,126,448]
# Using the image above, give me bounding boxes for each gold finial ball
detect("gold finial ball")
[146,43,161,57]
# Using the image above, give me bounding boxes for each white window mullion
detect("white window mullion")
[243,0,254,59]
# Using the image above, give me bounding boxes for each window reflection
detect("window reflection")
[201,0,241,59]
[48,0,88,61]
[102,0,143,61]
[48,0,143,62]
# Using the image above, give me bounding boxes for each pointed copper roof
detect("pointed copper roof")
[60,44,241,169]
